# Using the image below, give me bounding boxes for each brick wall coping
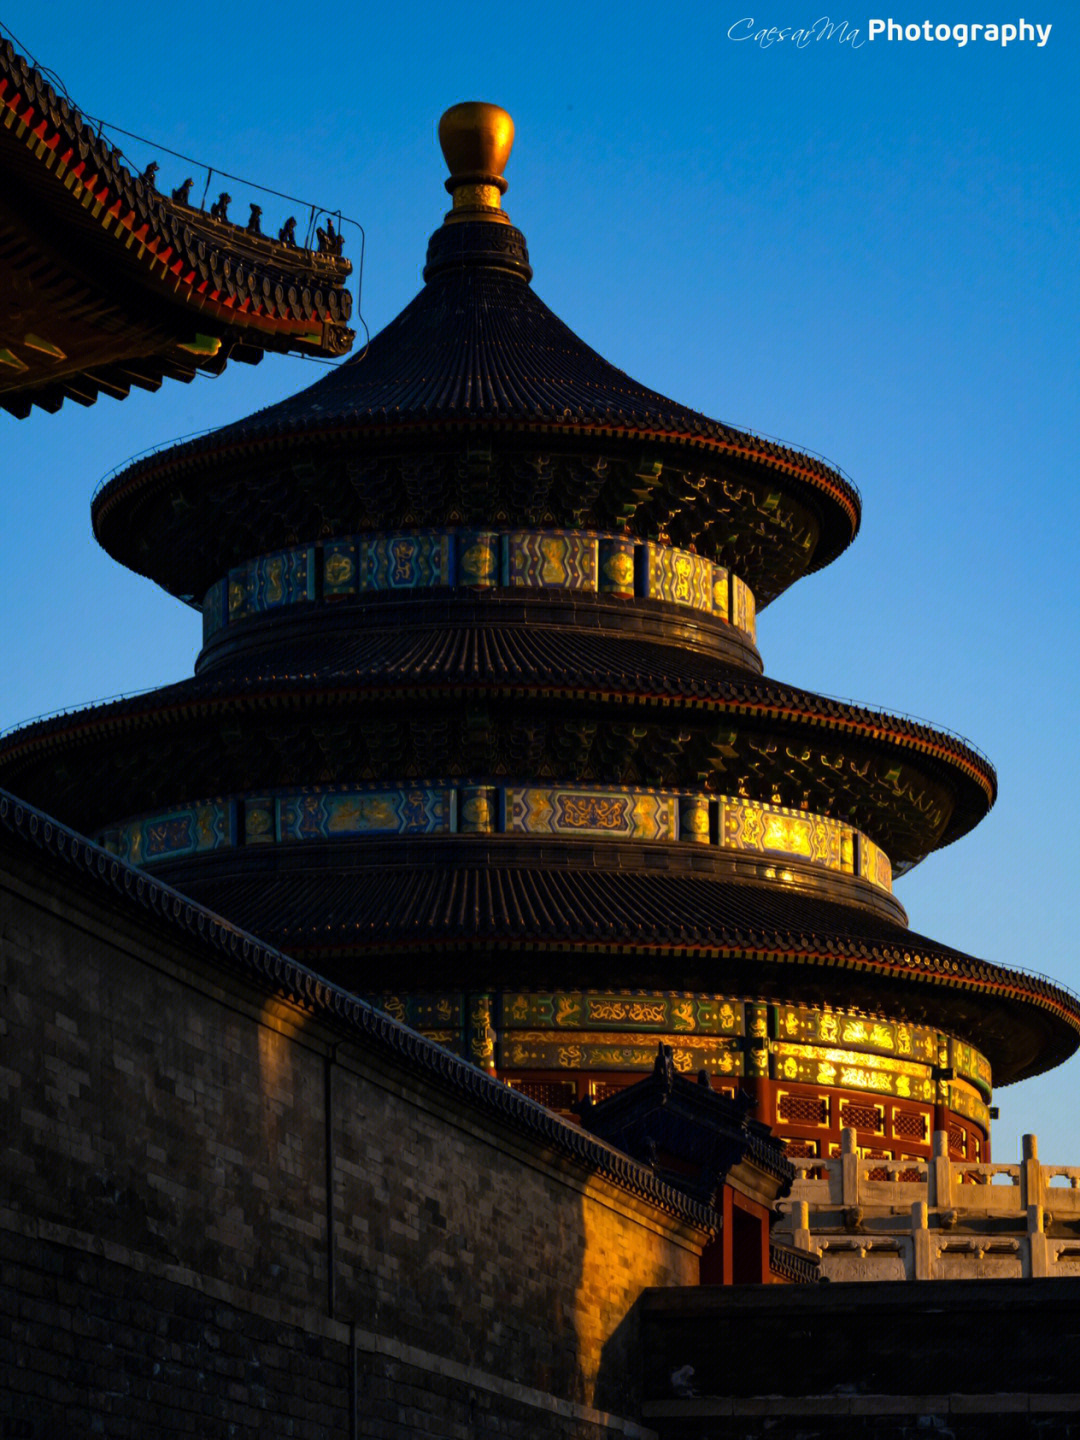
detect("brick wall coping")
[0,787,716,1232]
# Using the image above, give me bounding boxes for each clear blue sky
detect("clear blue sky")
[3,5,1077,1161]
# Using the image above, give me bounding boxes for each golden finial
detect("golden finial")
[438,102,514,223]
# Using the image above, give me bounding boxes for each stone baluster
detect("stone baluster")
[790,1200,816,1253]
[911,1200,933,1281]
[1027,1201,1049,1278]
[840,1127,859,1206]
[1021,1133,1044,1210]
[930,1129,952,1209]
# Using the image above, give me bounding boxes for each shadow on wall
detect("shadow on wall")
[594,1289,649,1420]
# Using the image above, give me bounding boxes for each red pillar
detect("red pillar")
[722,1186,734,1284]
[754,1075,778,1130]
[697,1187,732,1285]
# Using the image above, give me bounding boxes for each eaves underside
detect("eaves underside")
[0,674,995,811]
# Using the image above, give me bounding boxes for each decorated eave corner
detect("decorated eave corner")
[0,35,355,419]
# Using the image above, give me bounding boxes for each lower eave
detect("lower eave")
[2,771,1071,1085]
[158,848,1080,1087]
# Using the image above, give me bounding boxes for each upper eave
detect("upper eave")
[90,259,860,584]
[99,414,860,541]
[0,37,354,417]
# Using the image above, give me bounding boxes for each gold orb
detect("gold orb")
[438,102,515,187]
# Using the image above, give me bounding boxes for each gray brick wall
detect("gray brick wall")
[1,843,702,1435]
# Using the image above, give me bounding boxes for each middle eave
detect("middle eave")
[0,645,996,865]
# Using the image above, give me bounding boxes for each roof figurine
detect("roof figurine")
[3,101,1078,1173]
[316,217,343,255]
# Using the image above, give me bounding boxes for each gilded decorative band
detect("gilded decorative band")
[359,989,991,1111]
[97,784,894,895]
[201,530,758,646]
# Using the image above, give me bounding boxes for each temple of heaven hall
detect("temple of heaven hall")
[4,102,1078,1165]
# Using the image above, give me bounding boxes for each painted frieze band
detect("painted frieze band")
[500,1034,744,1075]
[201,529,758,646]
[719,798,853,874]
[227,546,316,623]
[275,788,453,842]
[355,989,992,1116]
[859,833,893,893]
[369,992,497,1072]
[504,786,677,842]
[97,784,894,896]
[950,1037,993,1098]
[776,1004,938,1065]
[771,1041,937,1103]
[501,991,745,1035]
[97,799,236,867]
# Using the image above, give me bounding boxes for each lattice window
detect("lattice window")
[589,1081,627,1103]
[784,1139,819,1159]
[778,1092,829,1126]
[509,1080,577,1111]
[892,1108,928,1142]
[949,1123,968,1158]
[840,1102,884,1134]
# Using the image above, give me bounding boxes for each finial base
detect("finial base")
[424,219,532,283]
